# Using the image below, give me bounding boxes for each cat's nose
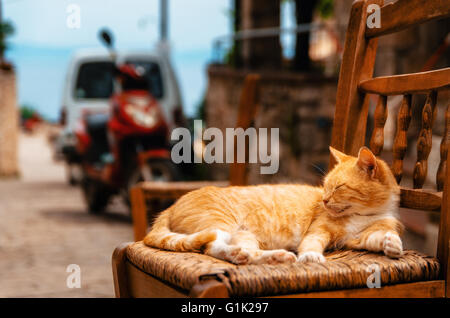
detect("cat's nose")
[323,199,329,205]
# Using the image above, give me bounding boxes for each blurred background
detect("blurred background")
[0,0,448,297]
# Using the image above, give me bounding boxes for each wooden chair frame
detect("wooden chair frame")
[113,0,450,298]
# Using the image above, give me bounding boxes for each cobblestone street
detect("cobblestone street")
[0,130,133,297]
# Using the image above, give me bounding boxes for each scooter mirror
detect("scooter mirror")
[99,28,114,48]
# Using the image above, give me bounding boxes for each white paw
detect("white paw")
[268,250,297,264]
[227,246,250,265]
[297,251,326,263]
[256,250,297,265]
[383,232,403,258]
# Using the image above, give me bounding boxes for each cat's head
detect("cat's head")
[322,146,400,218]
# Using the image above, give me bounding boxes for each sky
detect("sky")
[3,0,230,51]
[2,0,232,119]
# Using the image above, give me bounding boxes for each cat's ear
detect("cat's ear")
[329,146,349,163]
[357,147,377,178]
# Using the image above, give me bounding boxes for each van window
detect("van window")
[74,62,114,99]
[125,60,164,99]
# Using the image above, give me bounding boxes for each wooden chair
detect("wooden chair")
[129,74,261,242]
[113,0,450,298]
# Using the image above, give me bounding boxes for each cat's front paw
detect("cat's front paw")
[297,251,326,263]
[383,232,403,258]
[267,250,297,264]
[228,246,250,265]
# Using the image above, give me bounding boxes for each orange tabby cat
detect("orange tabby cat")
[144,146,404,265]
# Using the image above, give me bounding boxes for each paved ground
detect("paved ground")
[0,129,133,297]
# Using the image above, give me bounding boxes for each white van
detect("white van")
[59,48,184,184]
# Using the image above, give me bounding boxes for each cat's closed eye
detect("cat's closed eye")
[333,184,345,192]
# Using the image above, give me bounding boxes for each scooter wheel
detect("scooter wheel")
[122,158,181,209]
[66,164,80,186]
[81,178,110,214]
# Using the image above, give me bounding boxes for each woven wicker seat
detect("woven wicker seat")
[125,241,440,297]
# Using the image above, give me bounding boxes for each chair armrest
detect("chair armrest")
[139,181,230,199]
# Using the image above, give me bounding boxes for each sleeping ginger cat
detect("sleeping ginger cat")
[144,146,404,265]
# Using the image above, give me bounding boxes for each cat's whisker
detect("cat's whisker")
[310,163,326,176]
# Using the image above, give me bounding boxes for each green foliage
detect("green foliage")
[223,43,239,67]
[20,105,37,120]
[195,94,206,122]
[316,0,334,19]
[0,20,15,54]
[223,8,235,22]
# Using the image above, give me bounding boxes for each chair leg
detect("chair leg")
[112,242,133,298]
[130,186,148,242]
[189,278,229,298]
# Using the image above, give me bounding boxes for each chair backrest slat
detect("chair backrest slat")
[365,0,450,38]
[358,68,450,95]
[392,94,412,184]
[228,74,260,186]
[369,95,388,156]
[437,105,450,191]
[400,187,442,211]
[413,91,438,189]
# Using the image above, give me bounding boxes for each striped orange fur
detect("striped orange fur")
[144,146,404,265]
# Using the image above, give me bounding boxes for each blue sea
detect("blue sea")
[5,44,213,121]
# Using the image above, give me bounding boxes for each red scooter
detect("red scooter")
[75,30,179,213]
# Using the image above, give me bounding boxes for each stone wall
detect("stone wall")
[204,66,337,185]
[0,68,19,177]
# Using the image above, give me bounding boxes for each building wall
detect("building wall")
[0,68,19,177]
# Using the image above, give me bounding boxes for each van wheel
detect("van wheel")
[81,177,110,214]
[66,164,80,186]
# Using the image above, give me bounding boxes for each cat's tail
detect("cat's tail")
[143,209,217,252]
